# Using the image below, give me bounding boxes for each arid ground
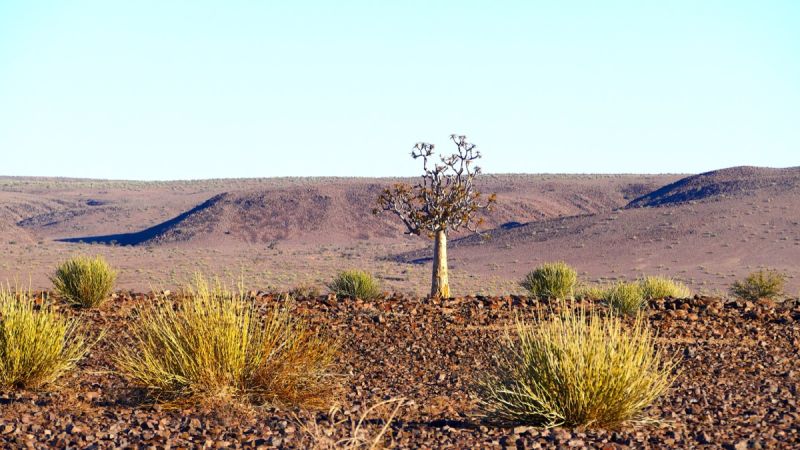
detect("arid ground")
[2,167,798,296]
[0,293,798,448]
[1,167,799,448]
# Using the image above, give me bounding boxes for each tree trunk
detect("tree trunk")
[431,229,450,298]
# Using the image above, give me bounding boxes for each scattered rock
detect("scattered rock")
[0,293,796,448]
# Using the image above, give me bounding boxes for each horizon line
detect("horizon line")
[4,164,798,184]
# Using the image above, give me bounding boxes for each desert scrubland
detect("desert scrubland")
[0,167,798,448]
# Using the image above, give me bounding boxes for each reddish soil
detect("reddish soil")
[2,168,799,296]
[398,167,800,295]
[0,173,682,294]
[0,292,798,448]
[1,169,799,448]
[5,175,662,247]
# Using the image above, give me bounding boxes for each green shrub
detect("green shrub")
[51,255,117,308]
[606,281,646,315]
[639,276,691,299]
[731,270,785,301]
[114,274,339,408]
[520,262,578,299]
[0,288,89,389]
[478,303,677,428]
[328,270,381,300]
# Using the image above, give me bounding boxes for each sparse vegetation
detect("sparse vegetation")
[731,269,785,301]
[520,262,578,300]
[300,397,407,449]
[478,303,677,428]
[606,281,646,315]
[575,276,692,304]
[51,255,117,308]
[639,276,691,299]
[328,270,381,300]
[574,284,609,301]
[578,277,689,308]
[114,274,339,407]
[0,288,89,389]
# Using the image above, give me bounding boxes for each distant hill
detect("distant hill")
[1,171,797,294]
[626,166,800,208]
[394,166,800,294]
[38,175,669,247]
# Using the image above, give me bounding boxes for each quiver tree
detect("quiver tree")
[375,135,496,298]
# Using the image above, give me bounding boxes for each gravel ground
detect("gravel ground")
[0,292,798,449]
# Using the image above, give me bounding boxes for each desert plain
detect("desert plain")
[2,166,798,295]
[0,166,798,448]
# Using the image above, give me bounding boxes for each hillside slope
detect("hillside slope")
[397,167,800,292]
[626,166,800,208]
[39,175,672,246]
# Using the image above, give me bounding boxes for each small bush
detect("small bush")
[328,270,381,300]
[606,281,646,315]
[478,303,677,428]
[574,284,609,301]
[0,288,89,389]
[520,262,578,300]
[731,270,785,301]
[51,256,117,308]
[639,276,691,299]
[114,274,339,408]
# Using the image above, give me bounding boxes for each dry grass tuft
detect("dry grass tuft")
[328,270,381,300]
[300,397,407,449]
[114,273,339,408]
[520,262,578,300]
[605,281,646,315]
[639,276,691,299]
[478,303,677,428]
[576,276,685,312]
[51,255,117,308]
[0,287,89,389]
[731,269,785,301]
[574,284,609,301]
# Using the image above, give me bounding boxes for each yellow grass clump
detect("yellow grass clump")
[478,303,677,428]
[114,274,339,408]
[605,281,646,315]
[520,262,578,300]
[51,255,117,308]
[0,288,89,389]
[574,284,609,301]
[639,276,691,299]
[328,270,381,300]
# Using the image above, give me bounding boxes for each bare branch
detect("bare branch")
[374,135,496,237]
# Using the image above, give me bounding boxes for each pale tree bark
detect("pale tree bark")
[431,229,450,298]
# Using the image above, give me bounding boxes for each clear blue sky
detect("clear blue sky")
[1,1,798,180]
